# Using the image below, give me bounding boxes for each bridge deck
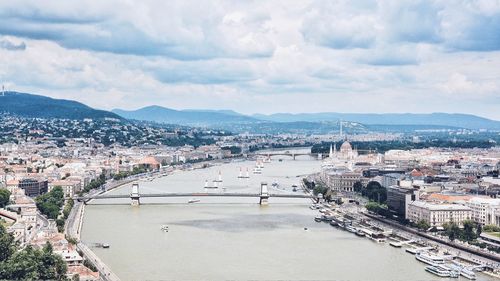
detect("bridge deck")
[78,192,314,201]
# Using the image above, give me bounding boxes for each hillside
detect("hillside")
[0,91,121,120]
[112,106,258,126]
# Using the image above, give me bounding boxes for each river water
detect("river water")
[81,149,495,281]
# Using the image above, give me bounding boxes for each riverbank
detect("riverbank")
[364,212,500,265]
[311,200,500,280]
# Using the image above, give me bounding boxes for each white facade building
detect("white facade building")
[407,201,472,227]
[466,197,500,226]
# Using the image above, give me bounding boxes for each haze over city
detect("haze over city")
[0,1,499,118]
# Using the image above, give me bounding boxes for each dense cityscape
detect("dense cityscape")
[1,108,500,279]
[2,0,500,280]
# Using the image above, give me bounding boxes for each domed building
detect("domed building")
[339,141,357,160]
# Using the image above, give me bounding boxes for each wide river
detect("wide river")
[82,149,495,281]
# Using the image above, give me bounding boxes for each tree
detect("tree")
[477,224,483,237]
[313,184,328,197]
[462,220,477,241]
[36,186,64,220]
[0,224,15,262]
[363,181,387,203]
[444,222,461,242]
[416,220,431,231]
[365,202,381,213]
[0,236,67,280]
[353,181,363,193]
[0,189,11,208]
[483,224,500,232]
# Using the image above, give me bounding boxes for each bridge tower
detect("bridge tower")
[259,182,269,205]
[130,182,140,206]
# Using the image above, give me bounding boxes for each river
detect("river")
[81,149,496,280]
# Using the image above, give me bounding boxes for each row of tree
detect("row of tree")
[311,139,497,154]
[112,165,148,181]
[0,224,67,280]
[441,220,482,242]
[82,173,106,193]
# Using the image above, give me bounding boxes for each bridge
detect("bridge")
[252,151,326,160]
[76,182,317,206]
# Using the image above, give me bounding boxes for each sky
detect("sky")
[0,0,499,120]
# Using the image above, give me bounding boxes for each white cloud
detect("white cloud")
[0,0,499,120]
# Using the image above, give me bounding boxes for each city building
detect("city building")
[386,186,419,218]
[18,178,48,197]
[407,201,472,227]
[466,197,500,226]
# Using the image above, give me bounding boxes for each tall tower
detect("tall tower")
[329,144,333,158]
[339,119,343,139]
[1,85,4,97]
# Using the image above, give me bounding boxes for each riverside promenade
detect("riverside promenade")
[364,212,500,267]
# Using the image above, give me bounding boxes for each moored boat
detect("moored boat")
[345,226,356,233]
[415,252,445,266]
[355,229,365,237]
[448,264,476,280]
[425,266,452,278]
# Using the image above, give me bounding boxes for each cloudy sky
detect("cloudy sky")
[0,0,499,119]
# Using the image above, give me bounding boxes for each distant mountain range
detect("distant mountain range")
[113,106,500,130]
[2,91,499,131]
[0,91,121,120]
[112,106,258,126]
[253,112,500,130]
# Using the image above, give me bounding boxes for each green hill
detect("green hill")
[0,91,121,120]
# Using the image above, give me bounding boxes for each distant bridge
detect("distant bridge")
[76,182,317,205]
[252,151,325,160]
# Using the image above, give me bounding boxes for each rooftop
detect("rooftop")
[408,200,471,211]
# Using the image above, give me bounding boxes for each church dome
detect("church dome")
[340,141,352,152]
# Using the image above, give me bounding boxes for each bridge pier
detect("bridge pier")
[130,182,140,206]
[259,182,269,205]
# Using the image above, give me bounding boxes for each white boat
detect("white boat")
[415,252,445,266]
[460,269,476,280]
[425,266,453,278]
[389,241,402,248]
[237,167,250,178]
[448,264,476,280]
[161,225,169,232]
[369,235,386,243]
[345,226,357,233]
